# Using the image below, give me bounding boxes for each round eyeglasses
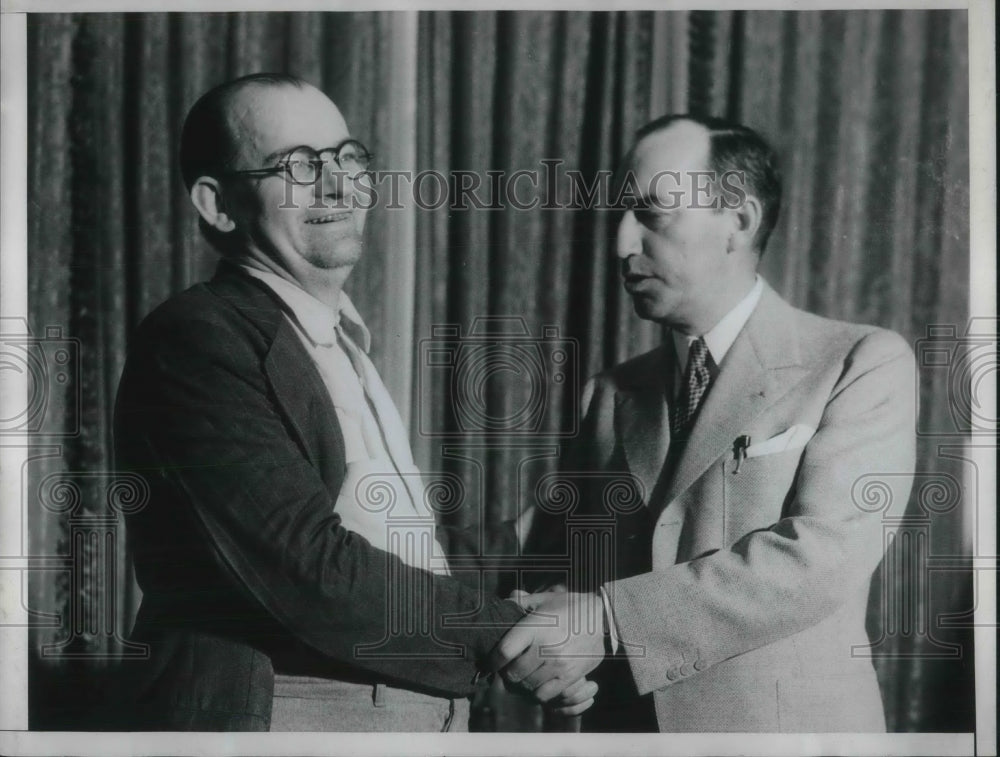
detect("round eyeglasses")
[225,139,374,185]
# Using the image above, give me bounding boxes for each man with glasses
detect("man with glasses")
[113,73,595,731]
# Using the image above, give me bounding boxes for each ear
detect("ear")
[190,177,236,233]
[728,194,762,253]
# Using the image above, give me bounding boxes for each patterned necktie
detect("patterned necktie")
[670,336,714,438]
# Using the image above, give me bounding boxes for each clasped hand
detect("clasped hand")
[488,590,608,716]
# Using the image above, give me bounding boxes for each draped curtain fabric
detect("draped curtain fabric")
[26,10,971,732]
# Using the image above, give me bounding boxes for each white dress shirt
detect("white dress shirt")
[671,276,765,387]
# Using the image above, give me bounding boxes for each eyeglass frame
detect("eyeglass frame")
[221,139,375,185]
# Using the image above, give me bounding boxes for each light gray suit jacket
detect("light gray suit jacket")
[555,281,916,732]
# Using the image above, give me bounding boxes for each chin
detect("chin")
[630,294,670,324]
[335,242,364,267]
[310,238,364,269]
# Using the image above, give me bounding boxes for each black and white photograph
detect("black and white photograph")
[0,3,994,755]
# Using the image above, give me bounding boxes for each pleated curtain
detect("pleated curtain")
[25,10,971,732]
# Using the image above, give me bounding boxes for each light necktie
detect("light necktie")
[670,336,714,438]
[334,324,451,575]
[335,324,417,474]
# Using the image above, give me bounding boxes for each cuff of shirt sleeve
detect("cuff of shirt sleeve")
[598,586,619,655]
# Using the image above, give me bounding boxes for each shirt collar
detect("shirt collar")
[672,276,764,371]
[238,264,371,352]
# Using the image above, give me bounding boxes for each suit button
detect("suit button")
[693,659,706,671]
[665,667,679,681]
[680,663,694,677]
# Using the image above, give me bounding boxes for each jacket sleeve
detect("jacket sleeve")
[435,519,526,598]
[115,309,524,698]
[521,374,622,592]
[605,330,917,696]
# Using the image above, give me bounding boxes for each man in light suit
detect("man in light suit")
[495,114,917,732]
[113,73,596,731]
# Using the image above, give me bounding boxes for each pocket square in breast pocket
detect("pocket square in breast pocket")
[744,424,816,459]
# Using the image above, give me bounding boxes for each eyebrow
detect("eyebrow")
[261,145,299,164]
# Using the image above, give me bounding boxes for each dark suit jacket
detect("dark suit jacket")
[113,262,524,730]
[530,282,916,732]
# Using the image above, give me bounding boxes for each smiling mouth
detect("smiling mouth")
[305,211,352,225]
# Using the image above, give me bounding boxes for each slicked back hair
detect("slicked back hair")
[635,114,782,254]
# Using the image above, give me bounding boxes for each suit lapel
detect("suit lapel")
[209,262,346,494]
[264,323,347,495]
[661,284,810,508]
[614,346,673,506]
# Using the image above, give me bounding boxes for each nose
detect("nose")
[616,210,642,260]
[318,158,357,203]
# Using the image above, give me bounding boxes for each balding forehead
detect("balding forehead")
[617,119,717,204]
[221,82,349,167]
[632,119,712,171]
[223,83,321,140]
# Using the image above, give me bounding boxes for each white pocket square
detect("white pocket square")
[744,424,816,459]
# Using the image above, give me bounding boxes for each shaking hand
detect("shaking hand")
[490,591,608,713]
